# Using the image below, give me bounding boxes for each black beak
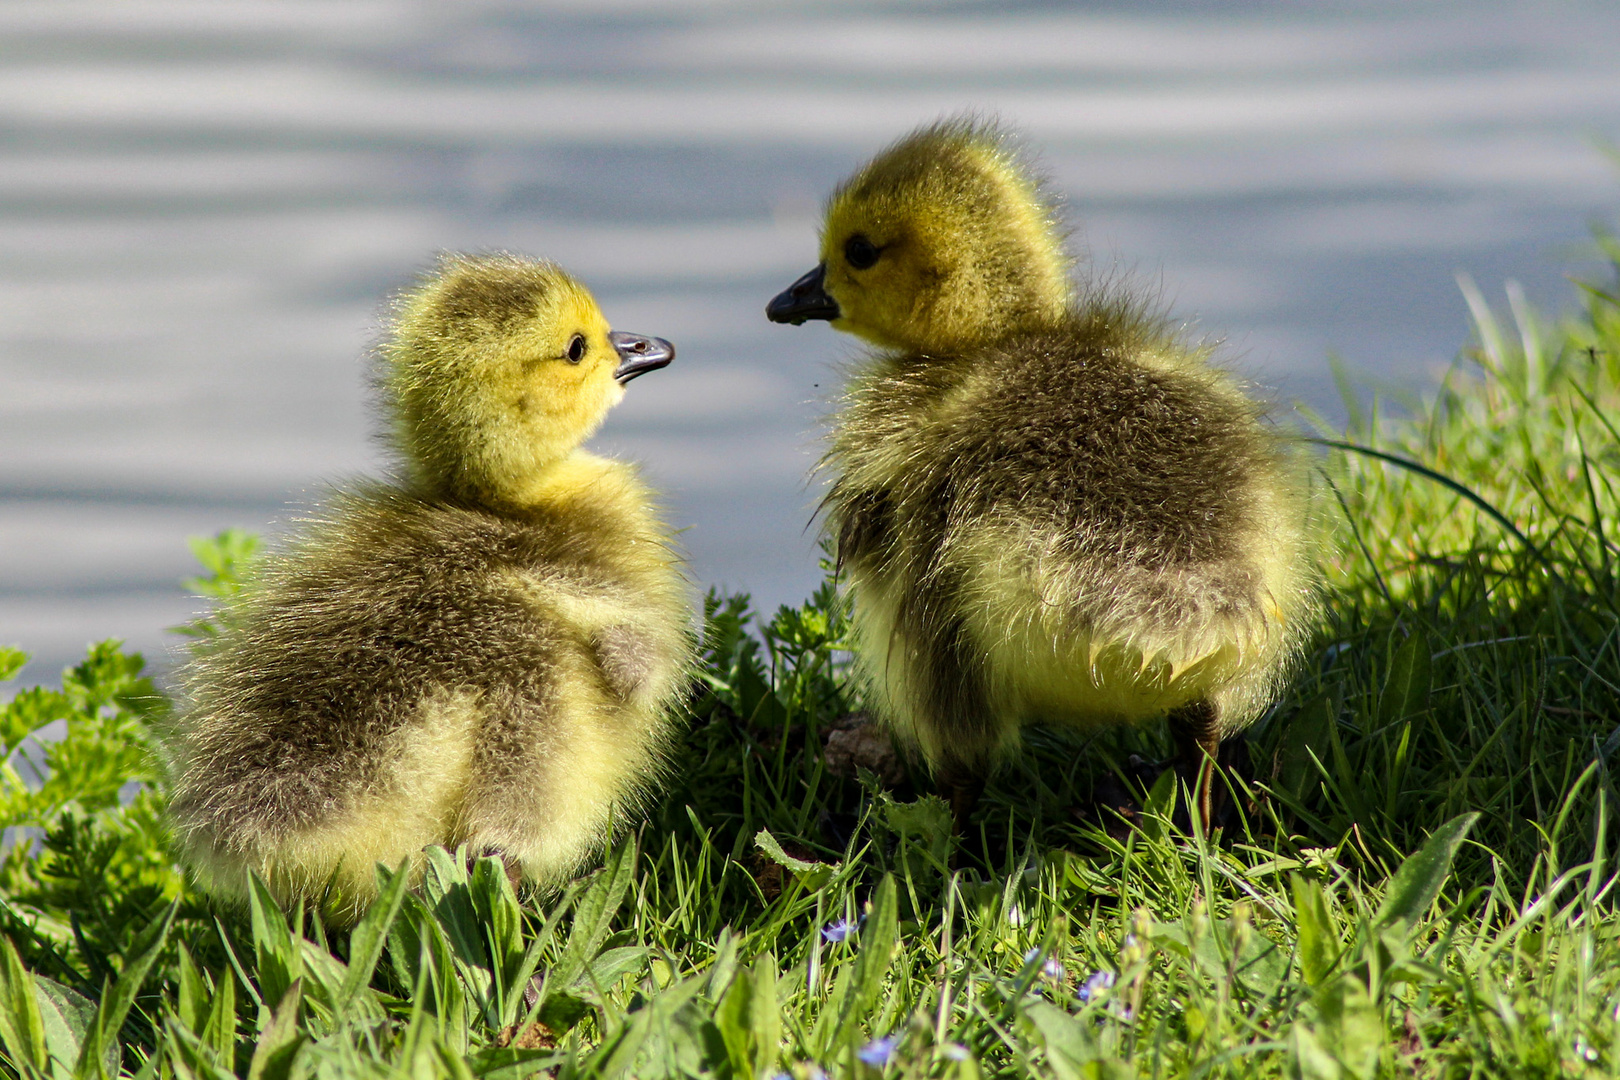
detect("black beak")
[609,331,674,384]
[766,263,840,325]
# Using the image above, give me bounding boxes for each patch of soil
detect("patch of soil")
[822,713,905,787]
[749,836,826,902]
[495,1022,555,1051]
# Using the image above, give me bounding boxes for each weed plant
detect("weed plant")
[3,244,1620,1077]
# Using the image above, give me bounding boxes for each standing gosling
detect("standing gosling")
[165,254,689,919]
[767,119,1316,831]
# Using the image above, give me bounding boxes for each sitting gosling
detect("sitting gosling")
[767,118,1316,831]
[165,254,690,919]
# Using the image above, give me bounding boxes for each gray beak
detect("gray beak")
[609,331,675,383]
[766,263,840,325]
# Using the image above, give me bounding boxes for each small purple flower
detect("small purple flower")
[807,1069,829,1080]
[857,1034,899,1068]
[822,917,856,943]
[1023,946,1066,981]
[942,1043,971,1061]
[1077,970,1116,1003]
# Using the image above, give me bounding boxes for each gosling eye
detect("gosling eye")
[566,334,586,363]
[844,235,879,271]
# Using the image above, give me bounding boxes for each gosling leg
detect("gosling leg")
[936,764,985,838]
[936,763,985,871]
[1167,699,1221,834]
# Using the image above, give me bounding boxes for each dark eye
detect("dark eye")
[844,235,879,270]
[566,334,586,363]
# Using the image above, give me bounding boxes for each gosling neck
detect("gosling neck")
[508,449,622,511]
[420,449,621,520]
[404,443,587,514]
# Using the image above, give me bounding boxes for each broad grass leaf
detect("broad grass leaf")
[748,956,779,1079]
[580,947,649,996]
[1325,706,1371,826]
[1378,632,1431,727]
[1141,768,1176,841]
[390,898,468,1051]
[422,846,491,975]
[1280,695,1335,797]
[551,837,635,992]
[735,660,771,721]
[245,978,304,1080]
[1141,921,1193,963]
[0,933,47,1075]
[420,846,502,1025]
[660,999,723,1080]
[467,855,523,1006]
[174,943,207,1036]
[202,966,237,1065]
[1291,875,1338,988]
[543,945,652,1031]
[431,1041,480,1080]
[34,975,108,1078]
[1373,813,1479,931]
[809,963,852,1053]
[586,974,705,1079]
[247,873,300,1015]
[464,1044,563,1080]
[1289,1024,1342,1080]
[296,932,349,1015]
[714,959,780,1080]
[828,873,899,1048]
[706,929,740,1001]
[386,894,426,998]
[1233,928,1289,996]
[536,992,589,1036]
[1313,977,1380,1080]
[336,858,410,1014]
[501,880,581,1029]
[853,874,898,1012]
[164,1021,237,1080]
[1025,1000,1103,1080]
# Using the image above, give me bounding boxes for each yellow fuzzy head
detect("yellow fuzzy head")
[815,117,1072,354]
[379,254,634,507]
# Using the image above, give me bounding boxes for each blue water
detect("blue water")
[3,0,1618,687]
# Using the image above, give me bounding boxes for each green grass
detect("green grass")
[4,236,1620,1078]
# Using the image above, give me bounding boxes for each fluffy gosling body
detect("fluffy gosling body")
[768,119,1316,828]
[165,254,689,919]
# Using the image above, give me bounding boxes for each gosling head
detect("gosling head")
[379,253,673,508]
[768,116,1073,354]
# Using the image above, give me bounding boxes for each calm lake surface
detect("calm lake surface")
[3,0,1619,686]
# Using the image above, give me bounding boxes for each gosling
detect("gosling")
[767,118,1316,832]
[165,254,690,919]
